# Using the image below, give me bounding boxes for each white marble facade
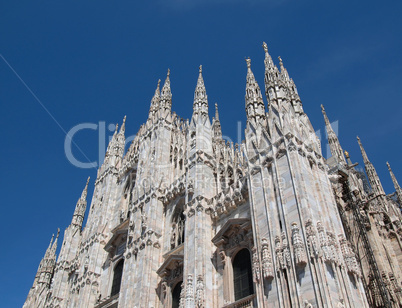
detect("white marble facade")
[24,43,402,308]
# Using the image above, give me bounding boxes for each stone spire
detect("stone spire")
[35,230,59,287]
[32,233,53,286]
[50,228,60,256]
[245,58,266,122]
[278,56,290,81]
[215,102,220,120]
[44,233,55,259]
[116,116,126,152]
[357,136,385,196]
[193,65,209,119]
[119,115,126,135]
[263,42,275,74]
[262,42,283,111]
[149,79,161,116]
[321,105,345,164]
[387,162,402,204]
[71,177,90,229]
[160,69,172,112]
[212,103,222,140]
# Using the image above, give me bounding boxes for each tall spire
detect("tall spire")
[50,228,60,255]
[262,42,282,110]
[263,42,275,71]
[119,115,126,135]
[71,177,90,229]
[160,69,172,111]
[44,233,55,258]
[149,79,161,116]
[245,58,265,122]
[321,105,345,163]
[357,136,385,197]
[212,103,222,141]
[278,56,290,81]
[116,116,126,155]
[215,102,219,121]
[387,162,402,204]
[193,65,209,119]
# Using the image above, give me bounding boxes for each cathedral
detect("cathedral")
[24,43,402,308]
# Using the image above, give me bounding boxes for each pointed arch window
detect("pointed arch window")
[111,259,124,296]
[233,248,254,301]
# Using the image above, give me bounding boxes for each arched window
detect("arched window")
[171,281,182,308]
[233,249,254,301]
[111,259,124,296]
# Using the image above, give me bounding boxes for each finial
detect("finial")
[123,115,126,125]
[321,104,325,111]
[56,228,60,239]
[86,176,90,186]
[115,123,119,133]
[157,79,161,88]
[246,58,251,69]
[278,56,283,64]
[167,68,170,77]
[262,42,268,53]
[387,161,391,169]
[199,65,202,73]
[344,150,350,159]
[356,136,360,141]
[215,103,219,120]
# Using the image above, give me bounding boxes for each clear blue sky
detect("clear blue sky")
[1,1,401,306]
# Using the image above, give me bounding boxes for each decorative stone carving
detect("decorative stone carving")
[275,235,285,270]
[305,219,319,258]
[281,232,291,268]
[161,280,167,301]
[252,248,261,282]
[291,222,307,266]
[185,274,194,306]
[219,249,226,267]
[195,275,204,308]
[179,281,185,308]
[339,234,361,277]
[317,221,331,263]
[261,238,274,280]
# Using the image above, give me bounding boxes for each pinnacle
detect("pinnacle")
[215,103,219,120]
[262,41,268,53]
[119,116,126,134]
[194,65,207,103]
[150,79,161,112]
[357,136,370,163]
[161,69,172,101]
[245,58,261,98]
[246,58,251,69]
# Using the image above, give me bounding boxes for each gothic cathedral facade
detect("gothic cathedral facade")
[24,43,402,308]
